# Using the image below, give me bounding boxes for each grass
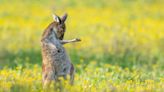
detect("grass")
[0,0,164,91]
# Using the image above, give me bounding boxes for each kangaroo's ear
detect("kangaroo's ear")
[52,14,60,23]
[61,13,67,23]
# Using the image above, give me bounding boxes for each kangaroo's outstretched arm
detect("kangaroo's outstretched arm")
[60,38,81,45]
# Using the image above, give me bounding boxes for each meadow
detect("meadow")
[0,0,164,91]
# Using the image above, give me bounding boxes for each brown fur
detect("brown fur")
[41,14,80,89]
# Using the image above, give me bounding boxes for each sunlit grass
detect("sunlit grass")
[0,63,163,92]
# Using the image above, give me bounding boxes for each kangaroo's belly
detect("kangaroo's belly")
[42,43,71,77]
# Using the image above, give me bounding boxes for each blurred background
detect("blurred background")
[0,0,163,73]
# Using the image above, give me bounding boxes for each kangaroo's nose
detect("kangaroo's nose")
[59,29,63,33]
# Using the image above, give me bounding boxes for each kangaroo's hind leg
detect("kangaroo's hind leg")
[69,63,75,85]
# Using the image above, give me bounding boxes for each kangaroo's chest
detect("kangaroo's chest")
[45,37,65,60]
[42,32,71,76]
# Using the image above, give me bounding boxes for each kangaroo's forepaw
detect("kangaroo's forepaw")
[75,38,81,42]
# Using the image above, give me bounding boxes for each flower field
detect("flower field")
[0,0,164,92]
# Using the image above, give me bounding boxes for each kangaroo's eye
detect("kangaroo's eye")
[62,25,65,30]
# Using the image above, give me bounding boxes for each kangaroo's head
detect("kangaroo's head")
[53,14,67,40]
[51,13,67,40]
[42,13,68,42]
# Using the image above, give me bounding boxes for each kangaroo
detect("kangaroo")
[41,13,80,88]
